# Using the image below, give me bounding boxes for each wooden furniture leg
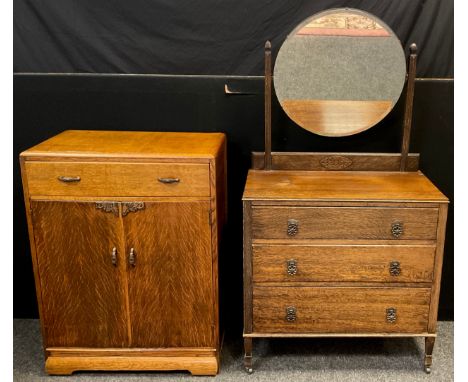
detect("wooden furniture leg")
[425,337,435,373]
[244,337,253,373]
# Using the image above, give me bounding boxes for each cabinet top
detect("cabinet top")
[20,130,225,160]
[243,170,448,203]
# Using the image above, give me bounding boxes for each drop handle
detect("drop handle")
[57,176,81,183]
[158,177,180,184]
[111,247,117,266]
[129,248,136,266]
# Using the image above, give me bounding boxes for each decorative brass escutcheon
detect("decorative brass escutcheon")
[287,219,299,236]
[391,222,404,238]
[111,247,117,266]
[286,306,297,322]
[386,307,397,323]
[95,201,119,217]
[389,261,401,276]
[286,259,298,275]
[122,202,145,217]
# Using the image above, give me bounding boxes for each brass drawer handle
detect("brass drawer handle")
[386,308,397,323]
[57,176,81,183]
[391,222,404,238]
[389,261,401,276]
[286,259,297,275]
[111,247,117,266]
[287,219,299,236]
[286,306,297,322]
[158,177,180,184]
[129,248,136,266]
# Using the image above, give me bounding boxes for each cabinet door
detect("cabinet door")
[31,201,129,348]
[123,201,214,347]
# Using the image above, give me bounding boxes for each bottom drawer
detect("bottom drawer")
[253,287,430,333]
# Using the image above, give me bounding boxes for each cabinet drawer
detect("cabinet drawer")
[253,287,430,333]
[253,245,435,283]
[252,206,438,240]
[25,161,210,197]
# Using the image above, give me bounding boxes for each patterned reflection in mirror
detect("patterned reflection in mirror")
[274,8,406,137]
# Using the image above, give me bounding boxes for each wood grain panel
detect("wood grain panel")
[31,200,128,348]
[253,287,430,333]
[123,201,214,348]
[243,170,448,202]
[21,130,225,160]
[26,161,209,197]
[281,99,393,137]
[252,206,438,240]
[251,152,419,171]
[253,245,436,283]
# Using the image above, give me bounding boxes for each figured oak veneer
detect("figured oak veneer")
[243,169,448,373]
[20,130,226,376]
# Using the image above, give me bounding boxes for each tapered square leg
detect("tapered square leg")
[244,337,253,374]
[425,337,435,374]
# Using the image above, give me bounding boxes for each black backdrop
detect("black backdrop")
[15,0,453,77]
[14,0,453,330]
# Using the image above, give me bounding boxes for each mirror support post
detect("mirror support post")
[400,43,418,171]
[264,41,272,171]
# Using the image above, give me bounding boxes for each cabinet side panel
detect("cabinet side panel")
[31,200,128,347]
[428,203,449,332]
[125,201,214,347]
[243,201,253,334]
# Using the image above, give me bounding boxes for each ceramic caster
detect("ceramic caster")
[245,367,254,374]
[425,366,431,374]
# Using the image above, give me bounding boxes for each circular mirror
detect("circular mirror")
[274,8,406,137]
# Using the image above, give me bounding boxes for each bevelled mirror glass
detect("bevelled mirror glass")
[274,8,406,137]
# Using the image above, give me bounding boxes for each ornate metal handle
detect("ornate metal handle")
[129,248,136,266]
[287,219,299,236]
[286,306,297,322]
[286,259,297,275]
[57,176,81,183]
[158,177,180,184]
[391,222,404,238]
[111,247,117,266]
[389,261,401,276]
[386,308,397,323]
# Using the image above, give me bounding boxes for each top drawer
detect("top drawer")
[252,206,439,240]
[25,162,210,197]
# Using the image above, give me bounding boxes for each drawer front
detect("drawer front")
[253,245,435,283]
[253,287,430,333]
[25,162,210,197]
[252,206,439,240]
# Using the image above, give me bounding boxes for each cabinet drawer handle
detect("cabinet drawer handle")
[286,259,297,275]
[287,219,299,236]
[389,261,401,276]
[111,247,117,266]
[286,306,297,322]
[386,307,397,323]
[158,177,180,184]
[391,222,404,238]
[129,248,136,266]
[57,176,81,183]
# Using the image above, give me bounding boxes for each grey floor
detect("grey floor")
[14,319,453,382]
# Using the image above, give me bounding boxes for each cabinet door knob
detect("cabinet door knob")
[158,177,180,184]
[111,247,117,266]
[57,176,81,183]
[389,261,401,276]
[391,222,404,238]
[129,248,136,266]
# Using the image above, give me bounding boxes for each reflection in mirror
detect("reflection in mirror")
[274,9,406,137]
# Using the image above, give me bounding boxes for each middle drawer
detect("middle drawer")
[252,244,436,283]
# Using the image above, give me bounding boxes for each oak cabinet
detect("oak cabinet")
[21,130,226,375]
[243,170,448,373]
